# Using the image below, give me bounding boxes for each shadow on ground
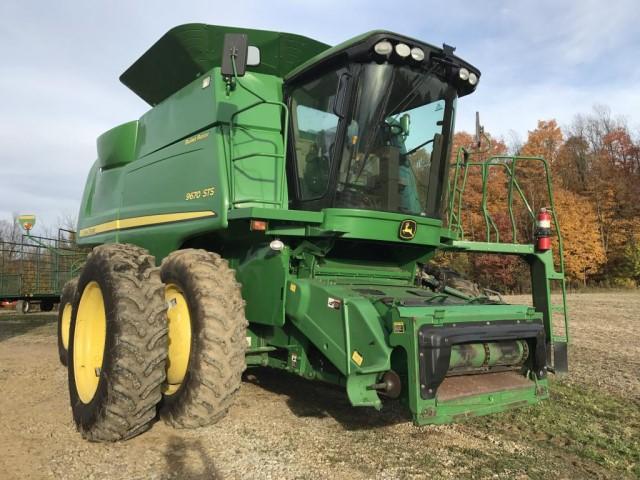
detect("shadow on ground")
[0,313,56,342]
[164,435,222,479]
[243,367,410,431]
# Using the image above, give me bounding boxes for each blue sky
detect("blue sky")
[1,0,639,230]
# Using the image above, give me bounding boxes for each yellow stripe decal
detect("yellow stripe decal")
[79,211,216,238]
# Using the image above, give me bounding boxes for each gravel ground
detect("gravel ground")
[0,291,638,479]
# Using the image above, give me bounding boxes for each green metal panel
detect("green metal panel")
[121,128,226,220]
[228,207,444,246]
[133,72,218,159]
[285,279,392,378]
[120,23,329,106]
[85,166,121,222]
[109,218,220,262]
[235,244,289,327]
[419,382,548,424]
[228,207,324,224]
[229,104,287,208]
[125,67,287,160]
[317,209,442,246]
[97,121,138,169]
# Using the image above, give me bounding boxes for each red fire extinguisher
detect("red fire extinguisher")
[535,208,552,251]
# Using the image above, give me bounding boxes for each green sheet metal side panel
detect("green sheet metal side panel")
[84,166,122,226]
[285,279,392,377]
[135,68,284,159]
[78,68,290,255]
[77,127,230,260]
[229,104,287,208]
[97,120,138,169]
[227,207,445,246]
[235,245,289,327]
[318,209,442,245]
[121,127,227,221]
[120,23,330,106]
[134,72,218,159]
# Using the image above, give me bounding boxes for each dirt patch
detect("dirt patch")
[0,293,638,479]
[510,292,640,399]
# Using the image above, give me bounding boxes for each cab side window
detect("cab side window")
[290,70,344,200]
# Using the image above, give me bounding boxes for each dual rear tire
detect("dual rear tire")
[68,244,167,441]
[66,245,246,441]
[57,278,78,367]
[160,249,248,428]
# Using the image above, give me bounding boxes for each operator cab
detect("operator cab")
[284,32,480,219]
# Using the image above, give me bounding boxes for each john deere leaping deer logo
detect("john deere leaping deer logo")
[399,219,417,240]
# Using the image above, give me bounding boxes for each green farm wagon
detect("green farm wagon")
[0,226,86,313]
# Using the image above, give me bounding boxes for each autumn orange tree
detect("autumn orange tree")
[552,189,606,285]
[560,107,640,285]
[443,105,639,290]
[444,131,530,292]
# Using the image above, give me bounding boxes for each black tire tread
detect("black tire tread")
[70,243,167,441]
[160,248,247,429]
[57,277,78,366]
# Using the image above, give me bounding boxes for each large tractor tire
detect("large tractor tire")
[67,244,167,441]
[159,249,247,428]
[57,278,78,367]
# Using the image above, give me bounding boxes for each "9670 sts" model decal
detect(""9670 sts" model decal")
[185,186,215,201]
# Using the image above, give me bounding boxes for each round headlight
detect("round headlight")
[410,47,425,62]
[395,43,411,58]
[269,239,285,251]
[468,72,478,86]
[459,68,470,81]
[374,40,393,56]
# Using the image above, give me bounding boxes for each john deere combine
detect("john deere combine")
[63,24,569,441]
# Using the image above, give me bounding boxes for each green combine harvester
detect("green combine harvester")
[62,24,569,441]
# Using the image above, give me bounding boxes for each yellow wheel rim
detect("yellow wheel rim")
[61,303,72,350]
[73,281,107,404]
[164,284,192,395]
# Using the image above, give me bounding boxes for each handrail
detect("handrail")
[448,151,563,257]
[446,148,569,344]
[227,56,290,209]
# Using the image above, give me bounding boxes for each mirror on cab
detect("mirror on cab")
[400,113,410,137]
[221,33,248,76]
[221,33,261,77]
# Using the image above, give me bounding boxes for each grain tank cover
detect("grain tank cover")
[120,23,330,106]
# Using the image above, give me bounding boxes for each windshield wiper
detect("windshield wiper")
[405,138,434,156]
[386,63,438,115]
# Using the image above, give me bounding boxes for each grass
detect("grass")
[345,378,639,479]
[464,379,640,478]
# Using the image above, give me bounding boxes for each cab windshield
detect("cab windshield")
[289,62,456,218]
